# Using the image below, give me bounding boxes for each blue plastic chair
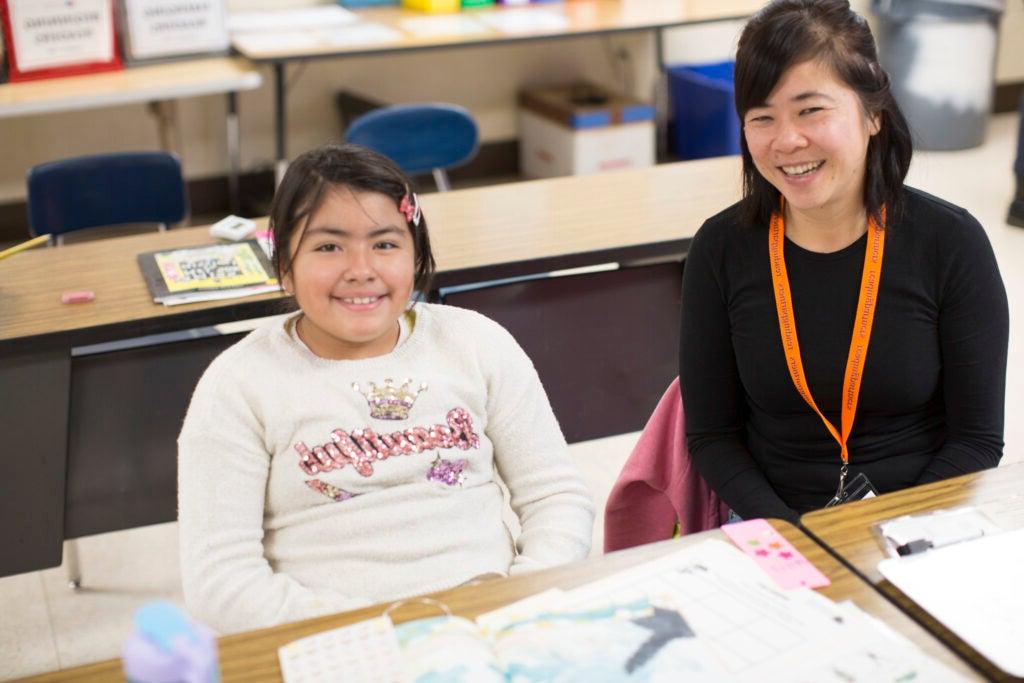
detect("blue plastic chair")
[344,104,479,191]
[27,151,187,244]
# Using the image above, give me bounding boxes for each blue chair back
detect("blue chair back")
[27,151,187,238]
[344,104,479,179]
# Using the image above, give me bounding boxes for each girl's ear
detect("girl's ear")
[281,265,294,296]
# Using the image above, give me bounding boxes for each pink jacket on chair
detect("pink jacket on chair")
[603,377,731,553]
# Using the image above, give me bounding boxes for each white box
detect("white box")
[517,82,654,178]
[519,110,655,178]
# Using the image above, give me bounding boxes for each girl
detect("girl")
[679,0,1008,522]
[178,143,594,633]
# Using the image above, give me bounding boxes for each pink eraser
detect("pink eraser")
[61,290,95,304]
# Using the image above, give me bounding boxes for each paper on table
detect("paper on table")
[545,540,962,682]
[398,15,490,39]
[228,6,357,33]
[721,518,831,589]
[875,506,1002,557]
[879,528,1024,678]
[476,9,570,35]
[233,24,402,54]
[278,616,404,683]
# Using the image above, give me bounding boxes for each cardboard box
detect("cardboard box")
[518,82,654,178]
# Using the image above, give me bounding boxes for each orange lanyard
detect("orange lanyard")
[768,202,885,495]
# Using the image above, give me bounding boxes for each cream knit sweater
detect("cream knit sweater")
[178,303,594,633]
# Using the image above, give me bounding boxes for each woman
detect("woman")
[679,0,1008,522]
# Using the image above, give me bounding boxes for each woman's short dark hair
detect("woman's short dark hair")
[269,142,435,298]
[734,0,913,228]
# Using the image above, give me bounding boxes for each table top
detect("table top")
[801,463,1024,682]
[801,462,1024,586]
[233,0,764,61]
[0,156,741,349]
[0,57,263,119]
[14,520,979,682]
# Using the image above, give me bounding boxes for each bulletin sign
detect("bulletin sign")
[121,0,229,62]
[0,0,122,82]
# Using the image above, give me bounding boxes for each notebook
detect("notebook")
[136,239,279,306]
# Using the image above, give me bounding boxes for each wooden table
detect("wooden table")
[230,0,764,178]
[0,57,263,215]
[0,157,740,578]
[801,463,1024,681]
[14,520,980,682]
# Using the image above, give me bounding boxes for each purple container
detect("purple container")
[122,602,219,683]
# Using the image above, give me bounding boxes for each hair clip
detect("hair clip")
[399,192,422,227]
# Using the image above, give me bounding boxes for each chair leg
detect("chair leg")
[64,539,82,590]
[432,168,452,192]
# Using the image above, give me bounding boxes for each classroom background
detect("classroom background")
[2,0,1024,679]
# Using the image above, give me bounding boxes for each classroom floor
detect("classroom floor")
[3,113,1023,681]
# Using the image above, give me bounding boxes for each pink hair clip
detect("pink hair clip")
[399,192,422,227]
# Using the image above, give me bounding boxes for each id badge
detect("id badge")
[825,471,878,507]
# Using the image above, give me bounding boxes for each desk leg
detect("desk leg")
[653,27,668,161]
[0,350,70,577]
[227,91,241,215]
[274,61,288,186]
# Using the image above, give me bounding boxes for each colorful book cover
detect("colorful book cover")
[137,239,278,304]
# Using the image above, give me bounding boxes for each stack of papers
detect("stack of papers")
[280,540,966,682]
[879,528,1024,678]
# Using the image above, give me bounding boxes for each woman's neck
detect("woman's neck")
[784,202,869,254]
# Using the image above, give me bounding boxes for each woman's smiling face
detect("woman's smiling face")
[743,59,880,219]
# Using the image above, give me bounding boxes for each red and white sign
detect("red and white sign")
[1,0,121,81]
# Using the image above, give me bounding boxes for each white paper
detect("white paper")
[478,540,967,682]
[123,0,229,60]
[233,23,401,55]
[8,0,114,72]
[876,506,1002,556]
[278,616,405,683]
[476,8,569,35]
[398,15,489,39]
[879,528,1024,677]
[228,6,357,33]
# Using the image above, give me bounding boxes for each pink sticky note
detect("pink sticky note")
[722,519,830,590]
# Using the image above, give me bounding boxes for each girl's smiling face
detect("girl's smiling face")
[283,186,415,360]
[743,59,880,222]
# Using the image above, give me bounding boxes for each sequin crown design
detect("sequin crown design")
[352,378,428,420]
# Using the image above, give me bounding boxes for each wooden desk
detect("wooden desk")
[0,57,263,214]
[0,157,740,578]
[14,521,979,682]
[230,0,763,177]
[801,463,1024,681]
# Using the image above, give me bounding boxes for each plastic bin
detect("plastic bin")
[872,0,1005,150]
[667,61,741,160]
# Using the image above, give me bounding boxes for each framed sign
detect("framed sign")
[0,0,121,81]
[121,0,229,62]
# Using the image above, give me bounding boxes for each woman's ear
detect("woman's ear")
[868,111,882,136]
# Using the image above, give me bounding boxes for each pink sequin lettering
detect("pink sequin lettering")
[293,408,480,477]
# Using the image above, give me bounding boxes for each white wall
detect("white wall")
[0,0,1020,204]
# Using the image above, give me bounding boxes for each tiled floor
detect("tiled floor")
[3,113,1022,681]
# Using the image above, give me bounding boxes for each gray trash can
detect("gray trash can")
[872,0,1005,150]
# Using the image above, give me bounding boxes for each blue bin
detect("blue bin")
[668,61,741,160]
